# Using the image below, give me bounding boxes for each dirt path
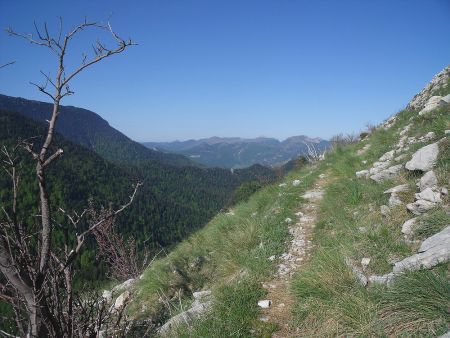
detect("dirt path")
[261,172,329,337]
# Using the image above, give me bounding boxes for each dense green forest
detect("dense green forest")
[0,108,278,284]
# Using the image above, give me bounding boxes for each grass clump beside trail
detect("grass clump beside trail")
[292,107,450,337]
[128,160,323,336]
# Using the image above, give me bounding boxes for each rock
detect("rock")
[418,170,438,191]
[394,154,407,162]
[257,300,272,309]
[389,194,403,207]
[384,184,410,194]
[285,217,293,224]
[301,190,324,201]
[158,300,213,334]
[292,179,301,186]
[401,218,417,235]
[278,183,287,187]
[418,132,436,142]
[356,170,369,178]
[415,187,442,203]
[442,94,450,103]
[111,278,135,294]
[442,187,449,196]
[362,160,367,164]
[268,255,276,261]
[319,173,326,179]
[368,273,395,285]
[345,258,367,286]
[419,226,450,252]
[393,225,450,273]
[380,205,390,217]
[418,96,447,115]
[370,164,403,182]
[405,142,439,171]
[379,150,395,162]
[102,290,112,303]
[361,257,371,269]
[369,161,391,175]
[114,291,130,310]
[445,130,450,135]
[193,290,211,301]
[407,199,437,215]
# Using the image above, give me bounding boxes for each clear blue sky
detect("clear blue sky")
[1,0,450,141]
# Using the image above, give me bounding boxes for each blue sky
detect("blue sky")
[1,0,450,141]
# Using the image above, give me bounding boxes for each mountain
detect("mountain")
[0,94,195,167]
[122,65,450,337]
[0,100,278,284]
[143,136,330,168]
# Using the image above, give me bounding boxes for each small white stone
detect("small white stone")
[361,257,371,268]
[285,217,293,224]
[268,255,276,261]
[279,183,287,187]
[292,180,301,186]
[257,300,272,308]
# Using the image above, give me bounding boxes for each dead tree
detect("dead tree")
[0,18,136,337]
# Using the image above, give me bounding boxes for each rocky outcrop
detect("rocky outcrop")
[418,96,447,115]
[370,164,403,183]
[407,65,450,111]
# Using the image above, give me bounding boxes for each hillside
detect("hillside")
[0,108,279,284]
[143,135,330,168]
[0,94,194,167]
[108,66,450,337]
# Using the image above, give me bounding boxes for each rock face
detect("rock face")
[407,65,450,111]
[418,96,447,115]
[405,142,439,171]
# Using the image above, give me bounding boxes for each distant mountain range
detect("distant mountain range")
[143,136,330,168]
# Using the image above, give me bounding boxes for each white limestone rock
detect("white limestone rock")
[292,180,301,187]
[114,291,130,310]
[417,170,438,191]
[301,190,324,201]
[381,205,390,217]
[356,170,369,178]
[257,300,272,309]
[418,96,447,115]
[407,199,437,215]
[415,187,442,203]
[370,164,403,182]
[405,142,439,171]
[379,150,395,162]
[401,218,417,235]
[384,184,409,194]
[389,194,403,207]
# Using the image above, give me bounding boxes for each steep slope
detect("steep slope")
[143,135,330,168]
[0,108,277,268]
[0,94,194,167]
[119,66,449,337]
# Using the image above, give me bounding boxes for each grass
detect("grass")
[291,107,450,336]
[128,161,322,336]
[126,104,449,336]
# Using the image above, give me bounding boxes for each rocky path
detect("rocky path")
[260,173,328,337]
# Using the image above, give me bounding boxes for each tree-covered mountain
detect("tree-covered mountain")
[0,94,195,167]
[143,135,330,168]
[0,107,277,283]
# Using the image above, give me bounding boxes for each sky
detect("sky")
[1,0,450,142]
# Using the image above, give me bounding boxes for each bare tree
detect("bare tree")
[0,18,137,337]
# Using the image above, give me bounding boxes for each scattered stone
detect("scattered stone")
[278,303,285,308]
[279,183,287,187]
[362,160,367,164]
[295,211,304,217]
[292,180,301,186]
[259,316,270,322]
[405,142,439,171]
[369,161,392,175]
[361,257,371,269]
[445,130,450,135]
[418,170,438,191]
[415,188,441,203]
[370,164,403,182]
[394,154,407,162]
[407,199,437,215]
[401,218,417,235]
[111,278,135,294]
[384,184,410,194]
[257,300,272,309]
[268,255,276,261]
[345,258,367,286]
[379,150,395,162]
[358,227,368,233]
[380,205,390,217]
[389,194,403,207]
[301,190,324,201]
[356,170,369,178]
[226,210,235,216]
[319,174,326,179]
[285,218,293,224]
[102,290,112,303]
[418,131,436,142]
[442,187,449,196]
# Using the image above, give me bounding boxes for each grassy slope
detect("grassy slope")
[128,106,449,337]
[292,106,450,337]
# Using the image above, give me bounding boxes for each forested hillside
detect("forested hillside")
[0,108,277,283]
